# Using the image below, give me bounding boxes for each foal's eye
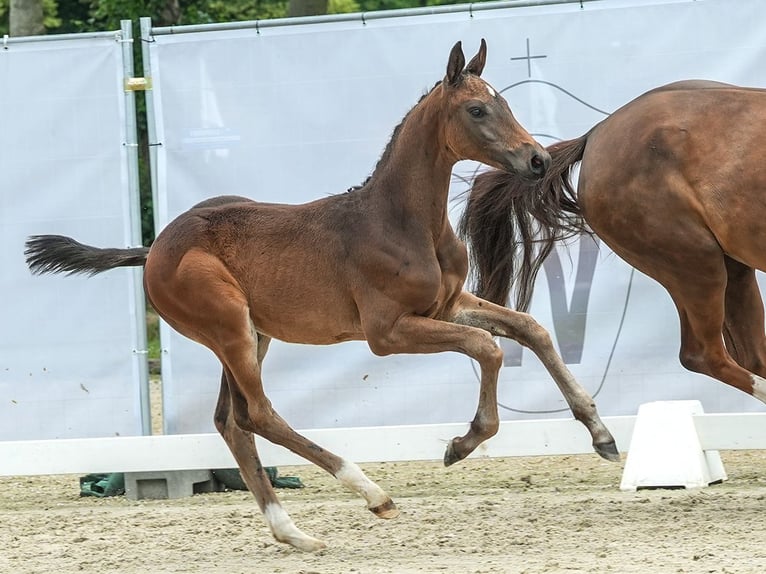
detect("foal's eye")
[468,106,485,118]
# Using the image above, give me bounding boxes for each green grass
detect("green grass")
[146,306,161,360]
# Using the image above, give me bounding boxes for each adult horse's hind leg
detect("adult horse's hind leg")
[722,256,766,380]
[213,364,325,552]
[668,256,766,404]
[446,292,618,464]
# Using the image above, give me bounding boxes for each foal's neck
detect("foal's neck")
[369,87,457,233]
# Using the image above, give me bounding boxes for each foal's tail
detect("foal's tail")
[457,133,592,312]
[25,235,149,276]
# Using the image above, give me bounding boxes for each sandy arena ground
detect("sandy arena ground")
[1,448,765,574]
[4,381,765,573]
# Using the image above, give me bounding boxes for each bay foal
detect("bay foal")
[26,40,617,551]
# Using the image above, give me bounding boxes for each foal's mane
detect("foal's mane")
[347,80,443,193]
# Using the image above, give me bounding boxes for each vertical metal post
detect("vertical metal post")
[140,17,161,235]
[120,19,152,436]
[139,16,171,434]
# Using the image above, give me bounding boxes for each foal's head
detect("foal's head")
[439,39,549,180]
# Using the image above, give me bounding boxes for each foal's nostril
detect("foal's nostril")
[530,152,550,176]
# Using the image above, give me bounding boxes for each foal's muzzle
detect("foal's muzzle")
[504,144,550,181]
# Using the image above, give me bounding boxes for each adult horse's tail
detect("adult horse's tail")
[25,235,149,276]
[458,133,592,311]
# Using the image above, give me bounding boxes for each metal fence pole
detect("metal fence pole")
[120,19,152,436]
[139,17,161,237]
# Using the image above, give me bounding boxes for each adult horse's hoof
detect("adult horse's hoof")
[594,440,620,462]
[369,498,400,519]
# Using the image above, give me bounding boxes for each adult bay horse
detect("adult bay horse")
[460,79,766,409]
[24,40,617,551]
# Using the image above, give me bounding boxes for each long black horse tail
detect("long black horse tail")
[25,235,149,276]
[458,132,593,312]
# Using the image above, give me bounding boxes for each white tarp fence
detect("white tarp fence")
[0,30,146,440]
[146,0,766,435]
[2,0,764,467]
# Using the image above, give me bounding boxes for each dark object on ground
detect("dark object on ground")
[213,467,304,490]
[78,468,302,497]
[79,473,125,497]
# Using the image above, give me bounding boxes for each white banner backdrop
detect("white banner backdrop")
[147,0,766,434]
[0,33,145,440]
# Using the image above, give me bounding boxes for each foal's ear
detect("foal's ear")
[465,38,487,77]
[446,41,466,86]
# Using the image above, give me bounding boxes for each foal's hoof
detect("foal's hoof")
[277,532,327,552]
[594,440,620,462]
[443,438,466,467]
[369,498,400,519]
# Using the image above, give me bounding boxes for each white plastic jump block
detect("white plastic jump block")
[620,400,727,491]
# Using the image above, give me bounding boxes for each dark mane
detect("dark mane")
[347,81,442,193]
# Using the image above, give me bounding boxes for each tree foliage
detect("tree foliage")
[1,0,58,35]
[2,0,484,35]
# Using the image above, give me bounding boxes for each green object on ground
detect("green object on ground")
[213,467,304,490]
[78,467,302,497]
[79,473,125,497]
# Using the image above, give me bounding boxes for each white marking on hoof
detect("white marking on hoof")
[335,460,390,509]
[264,503,326,552]
[752,374,766,403]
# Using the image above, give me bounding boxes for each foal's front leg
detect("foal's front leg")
[364,311,507,465]
[450,292,620,462]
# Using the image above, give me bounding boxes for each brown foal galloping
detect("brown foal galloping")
[25,40,617,551]
[460,80,766,410]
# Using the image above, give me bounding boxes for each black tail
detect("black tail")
[25,235,149,276]
[457,133,592,311]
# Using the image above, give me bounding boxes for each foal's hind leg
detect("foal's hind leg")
[449,292,618,463]
[221,330,398,521]
[225,350,398,533]
[722,256,766,381]
[148,256,397,551]
[213,365,325,552]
